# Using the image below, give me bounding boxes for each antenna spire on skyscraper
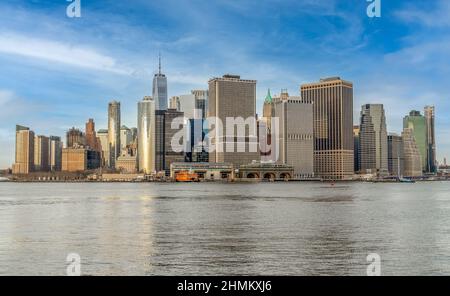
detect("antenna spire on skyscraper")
[153,51,168,111]
[158,52,161,75]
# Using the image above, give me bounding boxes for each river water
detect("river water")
[1,182,450,275]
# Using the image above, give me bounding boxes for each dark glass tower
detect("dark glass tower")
[152,55,168,111]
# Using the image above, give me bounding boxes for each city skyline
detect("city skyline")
[1,0,450,168]
[2,76,445,171]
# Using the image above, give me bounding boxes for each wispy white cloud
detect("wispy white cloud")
[0,90,14,106]
[0,89,52,124]
[384,40,450,71]
[0,32,132,75]
[395,0,450,27]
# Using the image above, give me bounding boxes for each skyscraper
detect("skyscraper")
[49,136,63,172]
[403,110,427,172]
[108,101,121,169]
[153,55,168,111]
[137,96,156,174]
[173,90,209,163]
[155,108,185,173]
[273,91,314,178]
[353,126,360,173]
[155,110,165,172]
[402,128,422,177]
[186,118,209,163]
[164,109,186,172]
[192,89,209,119]
[120,125,132,151]
[97,129,109,167]
[85,119,100,152]
[12,125,34,174]
[388,133,404,177]
[66,127,85,148]
[208,74,259,166]
[300,77,354,180]
[34,135,50,172]
[359,104,388,175]
[424,106,436,173]
[260,89,275,162]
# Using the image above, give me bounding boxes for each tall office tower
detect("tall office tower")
[137,96,156,174]
[155,110,166,172]
[403,110,427,172]
[97,129,109,167]
[175,90,209,162]
[359,112,375,172]
[85,119,100,151]
[300,77,354,180]
[164,109,186,172]
[359,104,388,175]
[185,117,209,163]
[353,126,360,173]
[192,90,208,119]
[108,100,121,169]
[49,136,63,172]
[34,135,50,172]
[208,74,260,166]
[402,128,423,177]
[388,133,404,176]
[66,127,85,148]
[12,125,35,174]
[152,55,168,111]
[273,91,314,178]
[120,125,132,151]
[263,89,274,132]
[424,106,436,173]
[260,89,275,162]
[155,108,185,173]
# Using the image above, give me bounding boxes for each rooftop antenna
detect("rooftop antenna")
[158,52,162,75]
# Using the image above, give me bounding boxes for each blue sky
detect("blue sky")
[1,0,449,168]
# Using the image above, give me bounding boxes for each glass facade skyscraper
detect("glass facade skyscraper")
[155,109,185,174]
[108,101,121,169]
[403,110,427,172]
[152,56,168,111]
[387,133,404,177]
[137,96,156,174]
[424,106,436,173]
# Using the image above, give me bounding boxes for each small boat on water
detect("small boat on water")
[175,171,199,182]
[0,177,9,182]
